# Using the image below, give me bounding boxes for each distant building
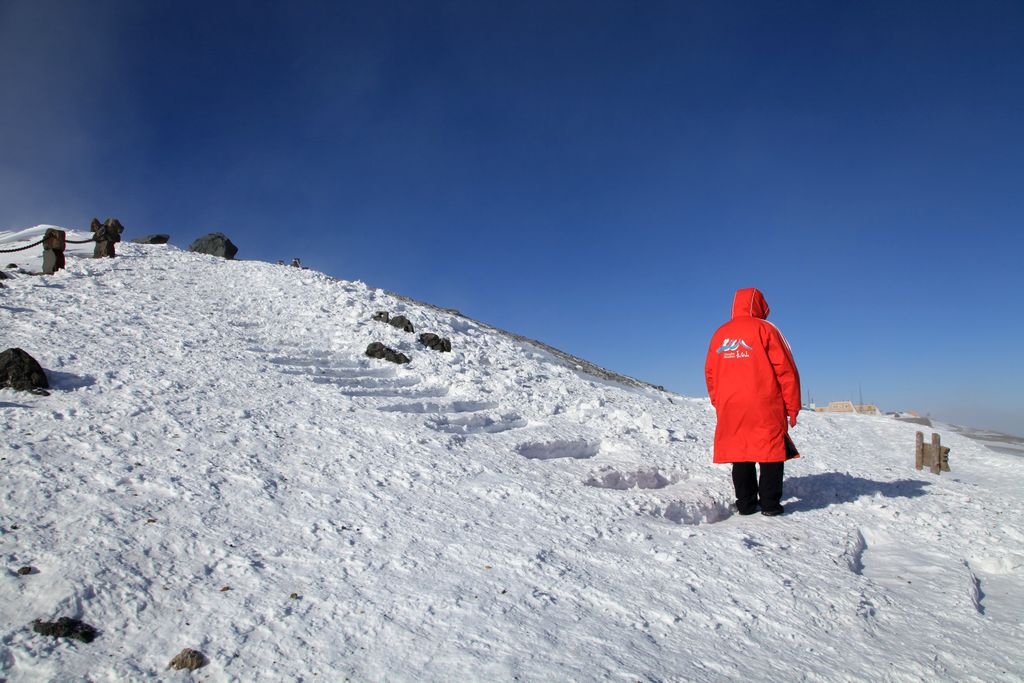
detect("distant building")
[815,401,880,415]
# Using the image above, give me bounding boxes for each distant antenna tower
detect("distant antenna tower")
[859,383,863,407]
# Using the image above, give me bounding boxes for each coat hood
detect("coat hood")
[731,288,770,319]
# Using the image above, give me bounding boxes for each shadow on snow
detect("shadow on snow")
[46,371,97,391]
[0,401,32,409]
[784,472,930,513]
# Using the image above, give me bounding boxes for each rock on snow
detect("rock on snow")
[0,226,1022,681]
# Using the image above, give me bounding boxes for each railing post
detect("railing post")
[41,229,67,274]
[90,217,124,258]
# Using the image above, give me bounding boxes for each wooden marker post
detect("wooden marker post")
[915,431,951,474]
[930,433,942,474]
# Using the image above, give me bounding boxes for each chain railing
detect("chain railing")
[0,238,47,254]
[2,225,118,274]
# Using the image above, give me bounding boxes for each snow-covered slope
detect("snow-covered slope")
[1,227,1022,681]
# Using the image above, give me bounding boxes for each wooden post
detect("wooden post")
[915,431,950,474]
[930,433,942,474]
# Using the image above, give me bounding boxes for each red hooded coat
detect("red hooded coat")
[705,288,801,463]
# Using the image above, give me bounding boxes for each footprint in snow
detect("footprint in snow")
[516,439,600,460]
[378,400,498,414]
[281,365,397,380]
[266,352,345,367]
[310,375,420,390]
[584,466,676,490]
[428,412,527,435]
[660,498,731,525]
[854,526,987,617]
[336,385,449,399]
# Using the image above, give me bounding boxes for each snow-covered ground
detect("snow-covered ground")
[1,226,1022,681]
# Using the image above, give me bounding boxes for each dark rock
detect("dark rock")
[188,232,238,259]
[32,617,98,643]
[169,648,208,671]
[6,264,16,269]
[418,333,452,352]
[104,218,125,239]
[131,234,170,245]
[17,566,37,575]
[0,270,9,279]
[372,311,390,323]
[90,218,123,258]
[365,342,410,364]
[389,315,415,333]
[0,348,49,392]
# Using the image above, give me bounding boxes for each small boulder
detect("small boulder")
[17,566,37,575]
[32,617,98,643]
[389,315,414,333]
[418,333,452,352]
[169,648,208,671]
[372,311,390,323]
[131,234,170,245]
[0,348,49,392]
[188,233,238,259]
[365,342,410,364]
[104,218,125,237]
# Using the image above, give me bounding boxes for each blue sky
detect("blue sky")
[2,0,1022,434]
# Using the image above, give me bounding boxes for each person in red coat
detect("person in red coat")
[705,288,801,516]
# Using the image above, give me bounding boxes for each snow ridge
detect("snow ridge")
[1,229,1022,681]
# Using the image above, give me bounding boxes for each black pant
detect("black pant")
[732,461,784,513]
